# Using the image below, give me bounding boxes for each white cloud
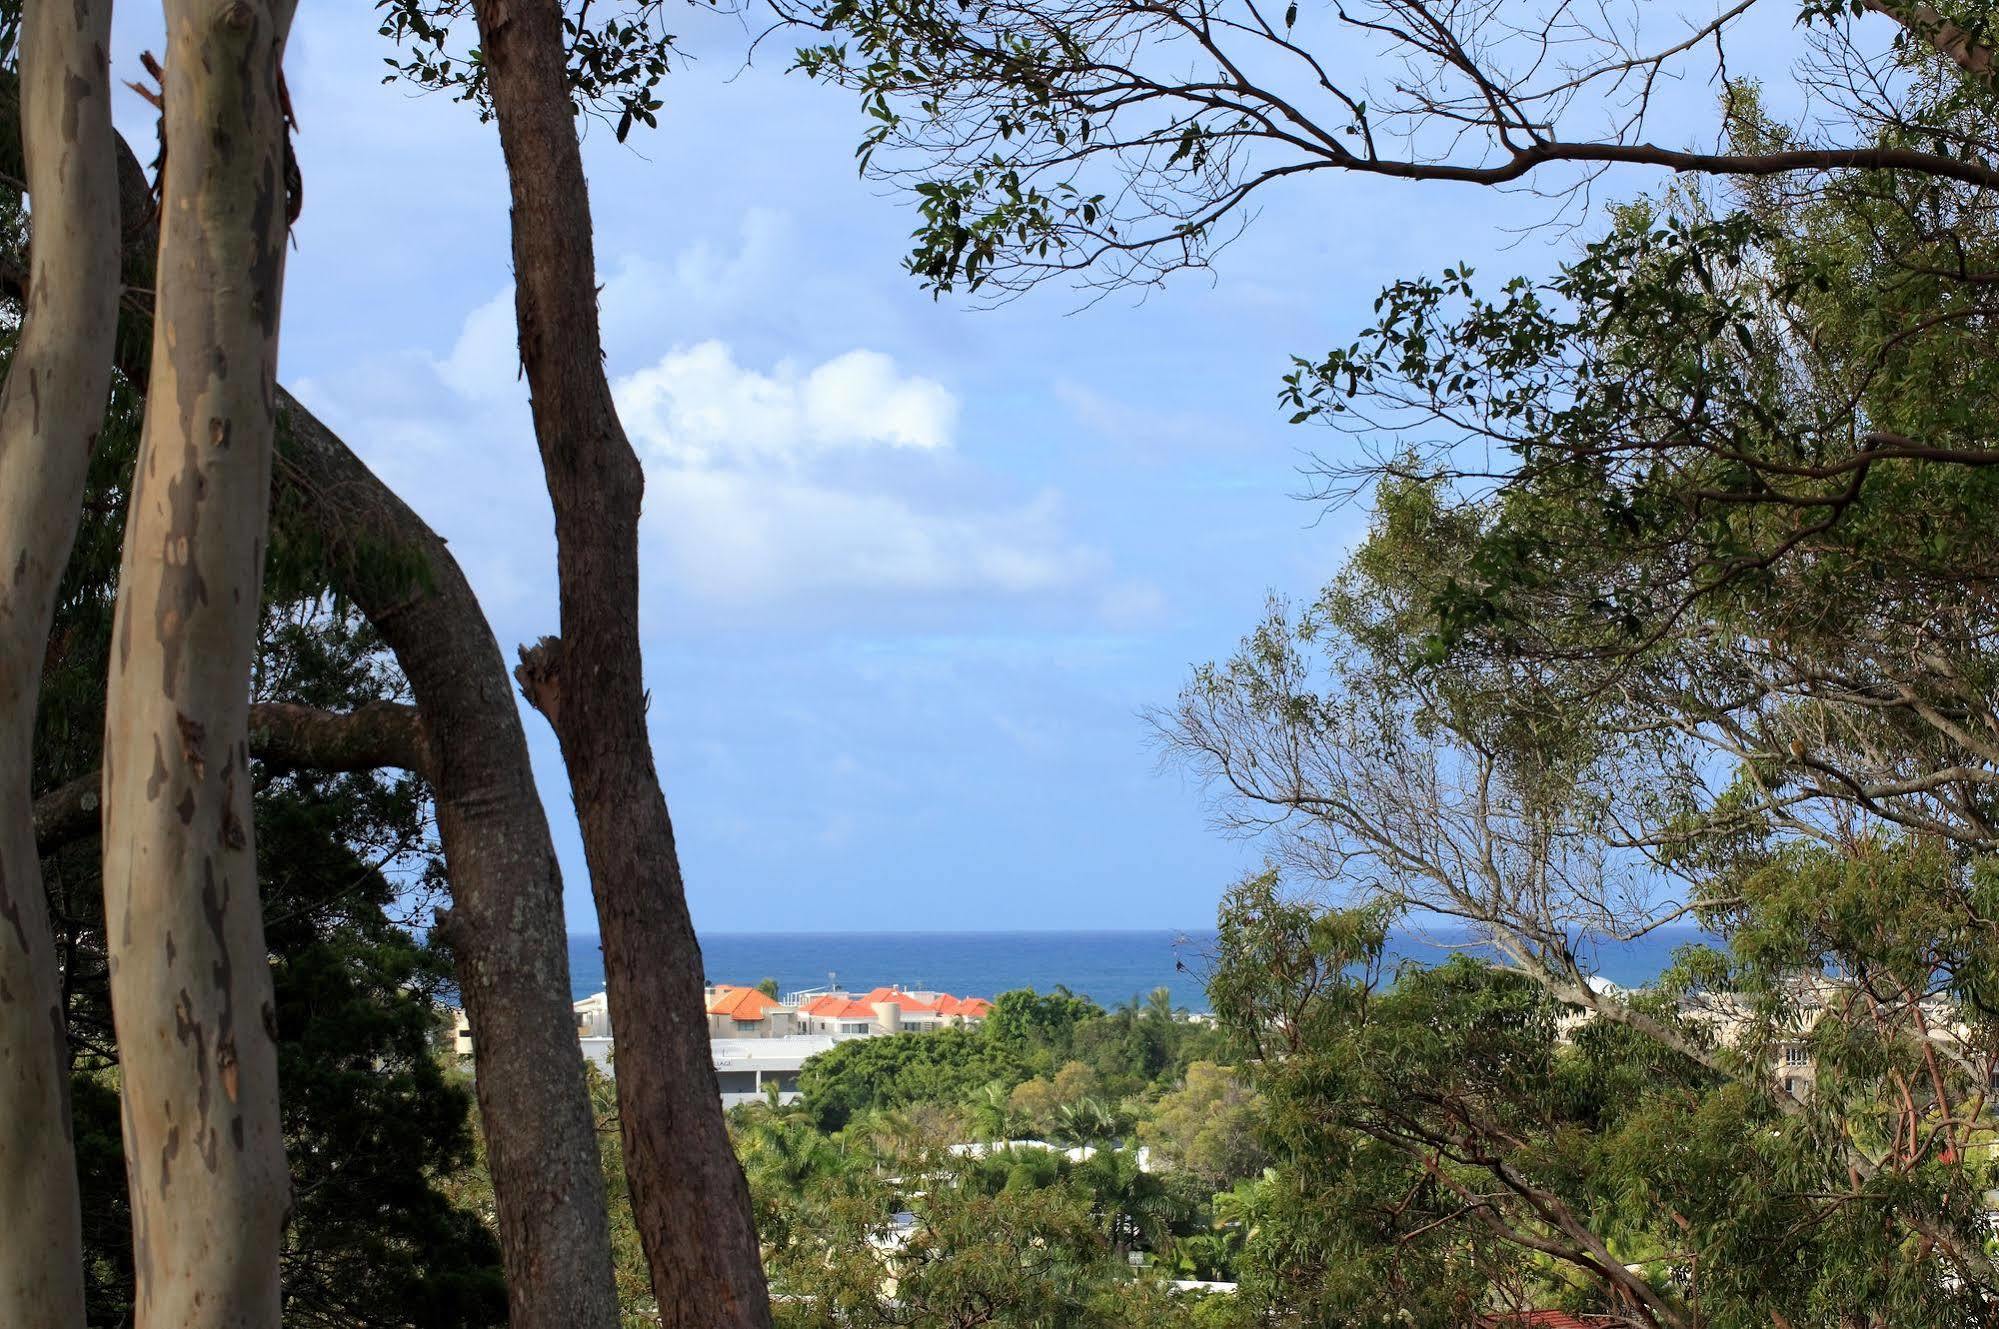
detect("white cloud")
[615,340,957,467]
[605,339,1093,604]
[1097,580,1169,628]
[436,288,523,402]
[643,465,1094,603]
[316,270,1113,615]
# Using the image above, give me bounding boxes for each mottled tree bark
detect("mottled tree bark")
[471,3,774,1324]
[0,46,622,1329]
[100,3,297,1325]
[95,104,621,1329]
[0,1,120,1324]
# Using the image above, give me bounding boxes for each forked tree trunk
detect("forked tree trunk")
[470,2,775,1323]
[100,3,297,1325]
[0,0,121,1323]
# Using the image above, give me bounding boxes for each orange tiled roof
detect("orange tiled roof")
[854,987,951,1014]
[706,986,782,1020]
[801,994,869,1017]
[792,988,994,1021]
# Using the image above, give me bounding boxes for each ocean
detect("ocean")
[565,926,1718,1013]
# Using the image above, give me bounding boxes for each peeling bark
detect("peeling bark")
[104,118,621,1329]
[100,3,298,1325]
[472,3,774,1324]
[0,1,121,1324]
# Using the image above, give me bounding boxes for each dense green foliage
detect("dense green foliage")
[1204,871,1999,1326]
[721,989,1255,1327]
[721,10,1999,1327]
[796,1026,1018,1132]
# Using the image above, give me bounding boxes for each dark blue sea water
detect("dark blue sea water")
[565,926,1718,1013]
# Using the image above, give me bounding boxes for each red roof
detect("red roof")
[706,986,783,1020]
[793,989,993,1021]
[800,996,877,1020]
[1478,1313,1614,1329]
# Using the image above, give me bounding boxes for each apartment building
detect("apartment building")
[792,987,993,1037]
[705,985,800,1039]
[451,982,995,1105]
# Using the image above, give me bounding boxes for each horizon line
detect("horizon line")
[571,927,1217,940]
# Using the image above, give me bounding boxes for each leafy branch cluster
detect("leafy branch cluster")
[376,0,685,139]
[786,0,1999,294]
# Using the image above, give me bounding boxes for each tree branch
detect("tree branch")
[1864,2,1999,90]
[34,701,431,855]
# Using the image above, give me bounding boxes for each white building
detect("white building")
[711,1035,840,1107]
[450,982,995,1104]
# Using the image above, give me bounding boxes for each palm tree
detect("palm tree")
[968,1081,1026,1142]
[1072,1147,1178,1258]
[1052,1096,1128,1148]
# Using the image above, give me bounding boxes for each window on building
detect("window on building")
[716,1071,757,1093]
[841,1022,870,1034]
[734,1019,762,1030]
[1783,1077,1800,1096]
[1785,1046,1808,1067]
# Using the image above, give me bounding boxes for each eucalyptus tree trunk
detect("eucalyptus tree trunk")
[0,46,620,1327]
[470,2,774,1323]
[100,3,298,1324]
[0,1,120,1323]
[0,94,622,1325]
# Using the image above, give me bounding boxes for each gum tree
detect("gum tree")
[0,1,121,1324]
[0,51,622,1328]
[98,2,300,1322]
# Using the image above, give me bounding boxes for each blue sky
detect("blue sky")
[103,4,1792,933]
